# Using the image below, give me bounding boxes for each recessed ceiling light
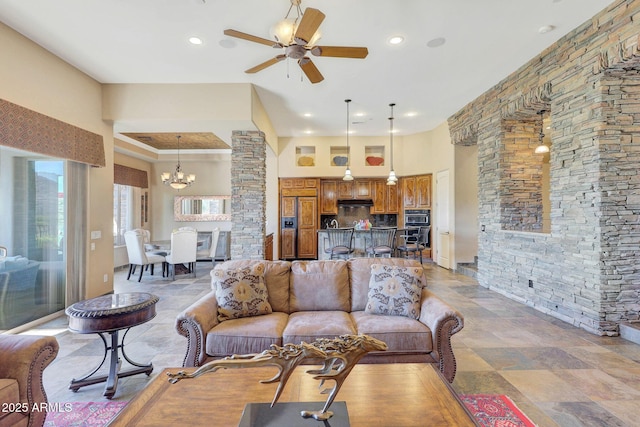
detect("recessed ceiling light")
[388,36,404,45]
[405,111,418,117]
[538,25,556,34]
[354,112,365,117]
[426,37,446,48]
[189,36,203,45]
[303,112,312,118]
[304,130,314,134]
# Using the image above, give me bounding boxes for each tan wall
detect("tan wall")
[0,22,114,299]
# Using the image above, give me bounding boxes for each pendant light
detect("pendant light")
[161,135,196,190]
[534,110,550,154]
[387,103,398,185]
[342,99,354,181]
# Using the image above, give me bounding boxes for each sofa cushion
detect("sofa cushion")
[283,311,356,344]
[212,260,291,313]
[348,258,427,312]
[290,261,350,312]
[365,264,424,319]
[351,311,432,354]
[206,312,289,356]
[213,263,272,322]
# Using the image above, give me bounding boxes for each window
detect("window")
[113,184,143,246]
[0,147,66,331]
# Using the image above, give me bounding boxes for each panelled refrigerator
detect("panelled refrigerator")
[280,196,317,259]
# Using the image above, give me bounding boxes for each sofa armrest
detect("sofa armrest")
[418,289,464,383]
[175,290,220,367]
[0,335,58,426]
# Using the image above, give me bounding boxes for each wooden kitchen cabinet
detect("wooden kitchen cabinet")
[320,180,338,214]
[387,182,399,213]
[401,174,432,210]
[281,178,318,189]
[354,180,372,199]
[416,175,432,208]
[281,196,296,217]
[337,181,354,199]
[297,197,317,259]
[372,180,386,213]
[402,176,417,208]
[280,228,296,259]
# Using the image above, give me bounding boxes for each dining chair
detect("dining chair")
[124,230,166,282]
[396,226,430,263]
[365,227,397,258]
[165,228,198,280]
[324,227,355,260]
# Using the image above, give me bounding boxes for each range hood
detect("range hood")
[337,199,374,206]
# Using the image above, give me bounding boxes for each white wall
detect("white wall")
[150,158,232,240]
[454,144,479,265]
[0,22,114,298]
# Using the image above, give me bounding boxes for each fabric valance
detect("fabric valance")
[114,164,148,188]
[0,98,105,167]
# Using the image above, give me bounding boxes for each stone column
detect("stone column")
[230,130,266,260]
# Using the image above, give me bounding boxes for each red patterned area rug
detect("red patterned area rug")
[44,401,128,427]
[460,394,537,427]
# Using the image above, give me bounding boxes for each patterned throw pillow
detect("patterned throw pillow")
[213,263,272,322]
[365,264,424,319]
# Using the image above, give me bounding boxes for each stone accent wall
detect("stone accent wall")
[500,120,544,232]
[230,130,266,260]
[448,0,640,335]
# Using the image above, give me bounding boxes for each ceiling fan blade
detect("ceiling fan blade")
[298,58,324,84]
[311,46,369,59]
[224,29,280,47]
[294,8,325,45]
[245,55,286,74]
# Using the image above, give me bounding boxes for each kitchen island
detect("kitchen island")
[317,229,379,260]
[318,228,431,261]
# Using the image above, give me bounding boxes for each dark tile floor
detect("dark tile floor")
[24,261,640,426]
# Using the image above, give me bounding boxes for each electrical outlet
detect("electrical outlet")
[528,279,533,288]
[103,274,108,283]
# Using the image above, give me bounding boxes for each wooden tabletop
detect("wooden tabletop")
[108,363,477,427]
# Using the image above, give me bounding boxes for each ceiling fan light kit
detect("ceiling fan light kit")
[223,0,368,84]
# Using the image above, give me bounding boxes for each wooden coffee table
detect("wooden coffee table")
[107,363,477,426]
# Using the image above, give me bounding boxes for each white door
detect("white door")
[436,170,451,269]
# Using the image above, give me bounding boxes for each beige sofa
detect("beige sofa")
[175,258,464,382]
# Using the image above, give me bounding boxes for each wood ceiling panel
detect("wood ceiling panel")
[122,132,230,150]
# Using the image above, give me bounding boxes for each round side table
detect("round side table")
[65,292,159,399]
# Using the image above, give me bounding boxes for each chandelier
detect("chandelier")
[161,135,195,190]
[387,103,398,185]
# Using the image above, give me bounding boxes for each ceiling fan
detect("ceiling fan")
[223,0,368,84]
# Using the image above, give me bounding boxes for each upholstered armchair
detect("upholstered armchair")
[0,335,59,427]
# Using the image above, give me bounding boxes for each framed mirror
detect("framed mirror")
[174,196,231,221]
